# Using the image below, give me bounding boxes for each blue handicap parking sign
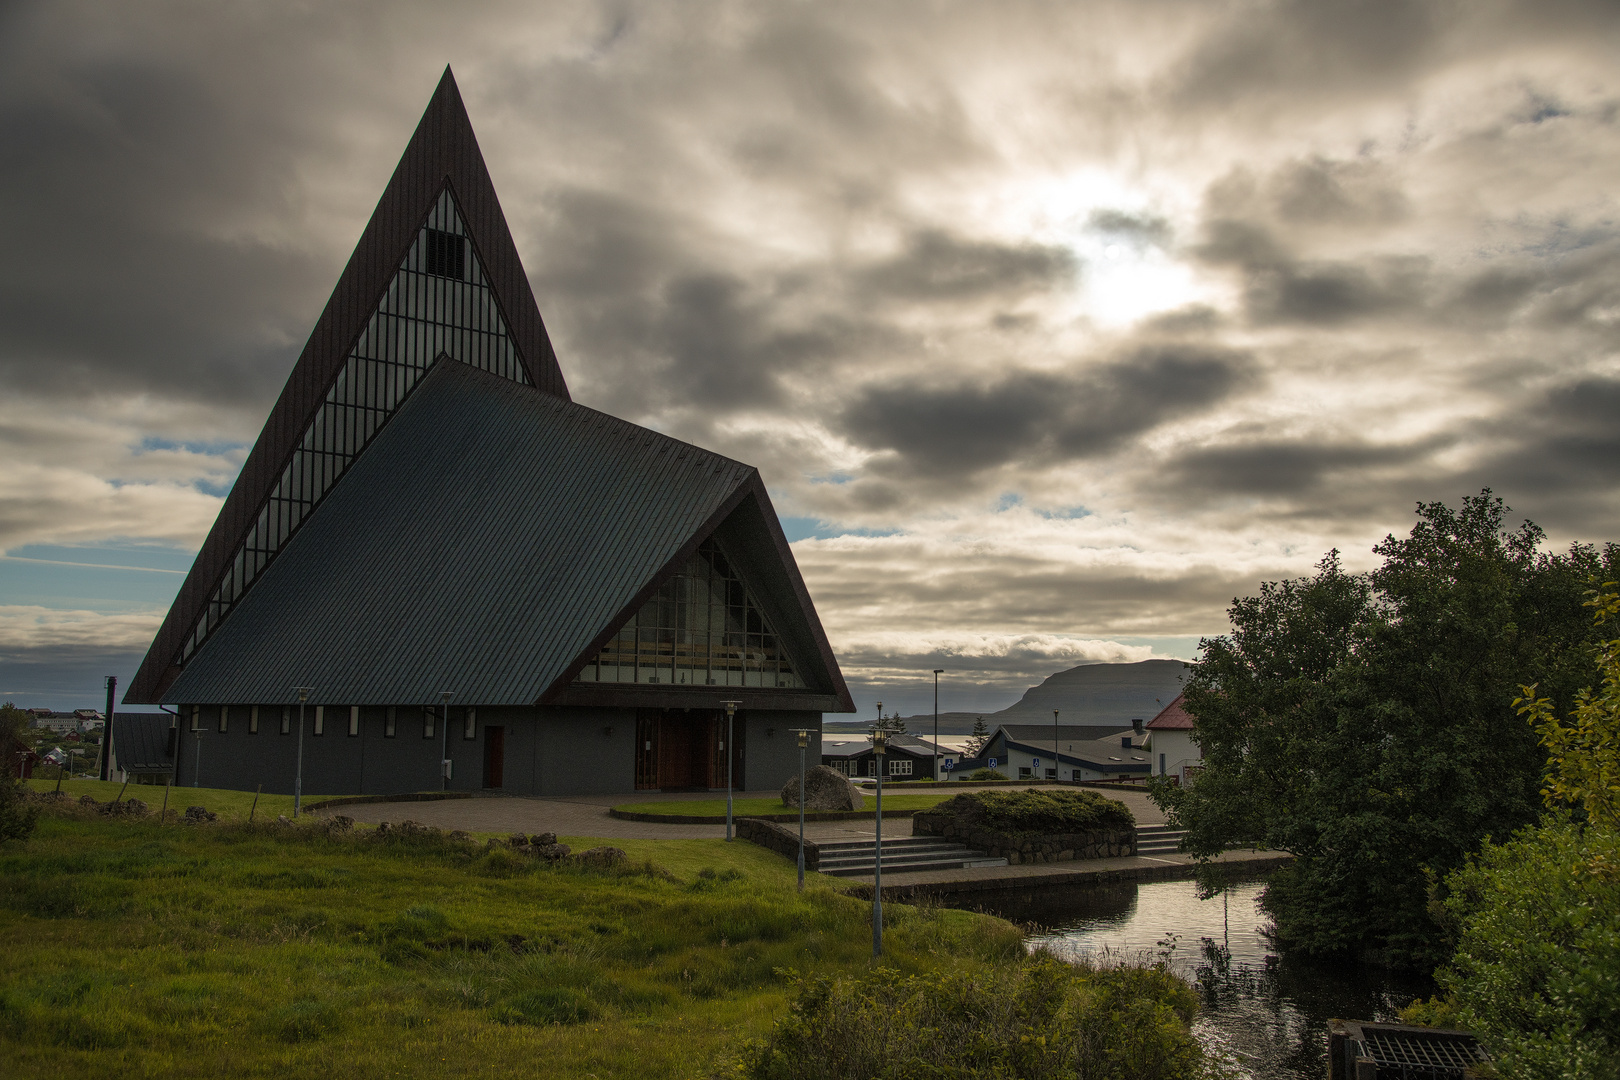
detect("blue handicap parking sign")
[943,758,955,771]
[1033,758,1041,768]
[988,758,997,768]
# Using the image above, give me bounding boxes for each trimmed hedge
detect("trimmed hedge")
[931,789,1135,834]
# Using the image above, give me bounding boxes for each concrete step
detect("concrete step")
[1135,826,1186,855]
[815,836,1009,877]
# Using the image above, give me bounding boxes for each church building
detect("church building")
[125,69,854,796]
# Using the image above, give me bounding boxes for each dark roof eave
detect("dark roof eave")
[541,685,844,713]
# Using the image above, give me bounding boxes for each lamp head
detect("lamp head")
[296,686,310,703]
[933,668,943,675]
[871,726,888,754]
[721,700,739,718]
[440,691,453,705]
[795,728,810,748]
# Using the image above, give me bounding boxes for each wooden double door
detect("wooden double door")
[635,708,745,791]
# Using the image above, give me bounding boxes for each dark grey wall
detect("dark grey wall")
[175,701,819,798]
[742,709,821,793]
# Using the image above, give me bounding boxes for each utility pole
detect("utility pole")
[294,687,312,816]
[872,700,886,958]
[722,702,740,840]
[932,668,943,781]
[100,675,116,782]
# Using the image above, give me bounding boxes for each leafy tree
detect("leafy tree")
[1422,582,1620,1079]
[1153,492,1617,968]
[965,716,991,757]
[0,701,39,842]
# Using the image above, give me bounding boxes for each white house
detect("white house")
[1143,694,1201,782]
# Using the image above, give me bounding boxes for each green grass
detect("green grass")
[0,803,1025,1078]
[24,777,324,822]
[616,793,956,818]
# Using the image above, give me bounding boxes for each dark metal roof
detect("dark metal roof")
[129,68,566,703]
[161,361,845,708]
[111,713,174,773]
[997,724,1137,744]
[997,730,1151,773]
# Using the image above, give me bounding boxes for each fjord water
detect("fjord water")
[998,880,1433,1079]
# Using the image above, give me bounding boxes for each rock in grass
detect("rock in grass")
[573,845,627,868]
[184,805,218,823]
[781,764,864,811]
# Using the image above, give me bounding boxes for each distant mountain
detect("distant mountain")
[829,659,1190,735]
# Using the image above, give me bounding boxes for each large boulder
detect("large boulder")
[781,765,864,811]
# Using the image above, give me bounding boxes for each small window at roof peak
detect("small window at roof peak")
[425,228,464,279]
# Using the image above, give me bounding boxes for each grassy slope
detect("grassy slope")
[0,807,1024,1080]
[24,778,314,821]
[615,794,955,818]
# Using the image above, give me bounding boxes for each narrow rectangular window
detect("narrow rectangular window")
[314,705,325,736]
[348,705,360,737]
[423,707,434,738]
[190,705,200,732]
[280,707,290,735]
[385,707,396,738]
[218,705,229,734]
[463,707,476,741]
[249,706,259,735]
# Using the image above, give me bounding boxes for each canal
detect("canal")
[981,878,1434,1079]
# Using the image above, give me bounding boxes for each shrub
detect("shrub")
[731,954,1212,1080]
[1439,819,1620,1079]
[927,789,1135,835]
[0,782,38,843]
[965,768,1009,782]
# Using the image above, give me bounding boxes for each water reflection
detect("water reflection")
[991,880,1433,1080]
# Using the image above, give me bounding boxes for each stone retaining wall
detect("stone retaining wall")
[911,813,1135,864]
[736,817,820,870]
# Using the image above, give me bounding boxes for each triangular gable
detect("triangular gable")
[573,538,807,690]
[543,479,855,711]
[129,68,565,703]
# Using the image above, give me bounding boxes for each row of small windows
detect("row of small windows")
[181,191,529,664]
[575,540,806,689]
[188,705,479,739]
[824,758,913,776]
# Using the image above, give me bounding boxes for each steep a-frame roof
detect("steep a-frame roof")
[129,68,566,703]
[161,361,854,711]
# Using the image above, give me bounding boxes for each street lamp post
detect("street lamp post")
[791,727,813,890]
[1053,709,1060,784]
[192,730,202,787]
[439,691,453,791]
[294,687,312,816]
[722,701,740,841]
[932,668,944,781]
[871,702,888,958]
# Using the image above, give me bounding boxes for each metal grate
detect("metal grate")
[1361,1029,1489,1078]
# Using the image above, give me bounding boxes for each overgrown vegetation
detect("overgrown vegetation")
[1153,492,1618,968]
[927,789,1135,835]
[1,703,39,842]
[0,795,1208,1078]
[728,954,1215,1080]
[1421,582,1620,1080]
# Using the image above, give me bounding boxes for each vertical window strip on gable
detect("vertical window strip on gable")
[180,190,531,664]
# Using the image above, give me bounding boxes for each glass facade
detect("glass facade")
[182,190,530,662]
[576,540,806,689]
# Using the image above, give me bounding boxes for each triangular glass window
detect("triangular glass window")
[575,540,807,690]
[182,190,529,661]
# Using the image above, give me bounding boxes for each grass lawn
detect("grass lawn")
[616,793,956,818]
[0,800,1025,1079]
[24,777,322,822]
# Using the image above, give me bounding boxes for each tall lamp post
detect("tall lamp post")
[293,687,312,816]
[100,674,116,782]
[790,727,814,890]
[871,702,888,958]
[439,691,454,790]
[1052,709,1060,784]
[932,668,944,781]
[722,701,740,841]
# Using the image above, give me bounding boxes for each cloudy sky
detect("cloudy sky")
[2,0,1618,713]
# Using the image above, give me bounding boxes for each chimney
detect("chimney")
[1121,736,1132,748]
[1131,717,1145,737]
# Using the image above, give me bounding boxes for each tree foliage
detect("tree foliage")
[1516,582,1620,831]
[1152,492,1618,967]
[1433,584,1620,1080]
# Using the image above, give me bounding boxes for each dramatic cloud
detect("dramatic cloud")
[4,0,1620,708]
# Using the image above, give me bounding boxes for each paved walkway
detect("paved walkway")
[317,785,1167,841]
